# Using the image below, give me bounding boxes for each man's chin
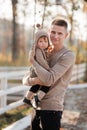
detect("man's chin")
[53,42,59,45]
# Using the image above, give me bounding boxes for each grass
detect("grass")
[0,53,30,66]
[0,105,32,130]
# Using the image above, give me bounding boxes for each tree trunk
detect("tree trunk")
[11,0,20,61]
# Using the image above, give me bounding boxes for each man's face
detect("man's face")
[50,25,68,47]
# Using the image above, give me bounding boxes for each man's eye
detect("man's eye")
[58,33,62,35]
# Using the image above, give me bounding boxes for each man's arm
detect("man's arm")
[22,70,45,86]
[28,77,47,86]
[31,51,75,86]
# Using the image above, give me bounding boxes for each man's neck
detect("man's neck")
[54,44,64,52]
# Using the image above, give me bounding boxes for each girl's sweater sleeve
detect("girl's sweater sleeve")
[32,51,76,86]
[35,48,50,70]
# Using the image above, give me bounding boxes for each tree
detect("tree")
[11,0,20,61]
[83,0,87,81]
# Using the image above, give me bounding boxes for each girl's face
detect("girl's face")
[37,37,49,50]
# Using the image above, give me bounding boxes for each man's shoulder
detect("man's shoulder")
[60,47,75,58]
[63,48,76,61]
[67,48,76,57]
[64,47,75,55]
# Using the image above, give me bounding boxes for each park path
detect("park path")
[61,87,87,130]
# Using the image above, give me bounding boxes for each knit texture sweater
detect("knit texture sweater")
[30,47,50,78]
[32,46,76,111]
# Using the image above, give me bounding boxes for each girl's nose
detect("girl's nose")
[42,42,45,44]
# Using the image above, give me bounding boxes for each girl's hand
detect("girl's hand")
[48,45,54,53]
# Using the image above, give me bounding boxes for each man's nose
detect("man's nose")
[54,33,59,39]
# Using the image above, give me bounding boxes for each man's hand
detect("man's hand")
[28,77,45,86]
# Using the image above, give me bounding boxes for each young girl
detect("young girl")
[23,29,54,109]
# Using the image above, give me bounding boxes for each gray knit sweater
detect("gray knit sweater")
[32,46,76,111]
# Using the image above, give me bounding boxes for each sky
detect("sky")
[0,0,87,41]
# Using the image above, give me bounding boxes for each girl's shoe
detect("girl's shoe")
[23,97,32,107]
[31,95,40,109]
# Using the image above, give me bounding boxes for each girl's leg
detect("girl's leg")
[37,86,50,101]
[31,86,50,108]
[23,85,40,105]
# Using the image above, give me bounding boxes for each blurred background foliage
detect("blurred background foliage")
[0,1,87,128]
[0,0,87,66]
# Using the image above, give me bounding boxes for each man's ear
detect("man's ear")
[65,32,69,39]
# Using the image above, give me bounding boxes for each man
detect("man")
[28,19,76,130]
